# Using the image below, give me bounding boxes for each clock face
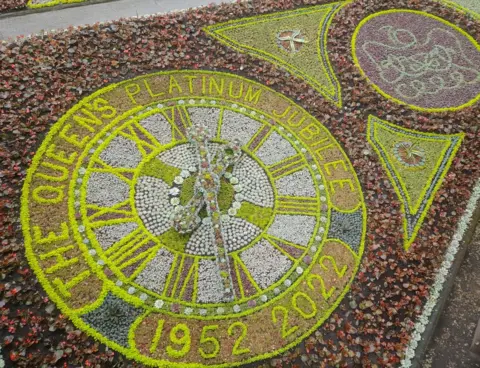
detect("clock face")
[81,100,328,311]
[22,71,366,367]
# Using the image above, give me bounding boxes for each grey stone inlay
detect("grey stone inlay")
[81,292,143,347]
[327,207,363,253]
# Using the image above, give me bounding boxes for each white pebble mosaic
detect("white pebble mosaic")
[240,239,292,289]
[134,248,174,294]
[185,217,261,256]
[99,136,143,168]
[157,144,196,170]
[185,222,215,256]
[275,168,316,197]
[187,107,220,139]
[233,156,274,207]
[197,259,228,303]
[93,222,138,250]
[267,214,316,246]
[255,131,297,166]
[220,109,263,146]
[157,143,223,170]
[223,217,262,252]
[86,172,130,208]
[138,114,173,145]
[135,176,174,236]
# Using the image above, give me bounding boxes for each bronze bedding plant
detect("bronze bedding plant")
[0,0,479,367]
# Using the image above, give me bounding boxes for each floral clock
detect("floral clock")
[21,71,366,367]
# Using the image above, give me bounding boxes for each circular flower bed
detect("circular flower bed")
[21,70,366,367]
[352,9,480,111]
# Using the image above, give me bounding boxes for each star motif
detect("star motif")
[276,30,308,53]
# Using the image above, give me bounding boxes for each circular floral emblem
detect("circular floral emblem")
[352,9,480,112]
[21,71,366,367]
[276,30,308,53]
[393,141,426,168]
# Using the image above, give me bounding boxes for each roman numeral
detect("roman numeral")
[268,154,305,179]
[90,159,136,184]
[264,235,306,260]
[232,254,261,295]
[177,259,197,302]
[86,200,135,227]
[161,253,183,297]
[161,107,191,142]
[276,196,319,216]
[166,256,196,299]
[103,230,158,276]
[118,121,159,157]
[246,124,273,152]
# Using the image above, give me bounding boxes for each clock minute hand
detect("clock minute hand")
[171,128,242,235]
[175,124,242,301]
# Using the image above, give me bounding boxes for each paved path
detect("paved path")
[0,0,221,40]
[422,224,480,368]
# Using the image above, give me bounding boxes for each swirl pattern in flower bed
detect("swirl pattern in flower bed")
[352,9,480,111]
[21,71,366,367]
